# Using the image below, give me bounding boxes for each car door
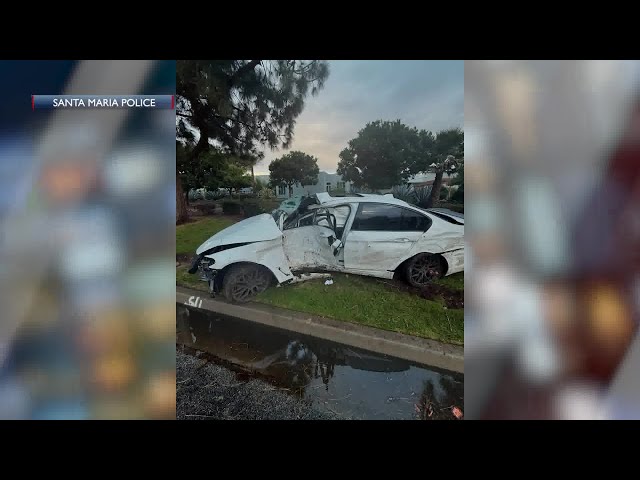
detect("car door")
[282,208,342,272]
[343,203,432,274]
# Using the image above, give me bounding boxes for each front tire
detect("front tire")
[222,264,272,303]
[405,253,445,288]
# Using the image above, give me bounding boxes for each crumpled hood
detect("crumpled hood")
[196,213,282,255]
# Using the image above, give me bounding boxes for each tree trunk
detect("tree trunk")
[251,165,255,184]
[426,170,444,208]
[176,178,189,224]
[289,184,293,198]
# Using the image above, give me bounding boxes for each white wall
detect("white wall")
[257,172,351,198]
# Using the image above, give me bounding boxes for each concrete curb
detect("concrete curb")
[177,286,464,374]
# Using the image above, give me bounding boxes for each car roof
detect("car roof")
[313,193,416,209]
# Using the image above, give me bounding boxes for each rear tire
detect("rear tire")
[405,253,445,288]
[222,264,272,303]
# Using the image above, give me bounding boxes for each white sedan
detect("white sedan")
[189,192,464,303]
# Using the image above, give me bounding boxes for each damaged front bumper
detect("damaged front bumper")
[188,255,215,279]
[188,254,218,295]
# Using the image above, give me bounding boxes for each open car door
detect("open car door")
[281,208,343,273]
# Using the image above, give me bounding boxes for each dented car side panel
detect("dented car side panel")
[441,248,464,275]
[343,229,424,273]
[282,225,341,272]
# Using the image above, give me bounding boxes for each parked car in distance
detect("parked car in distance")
[189,192,464,303]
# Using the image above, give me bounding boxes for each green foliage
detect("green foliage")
[391,185,415,203]
[241,198,281,218]
[337,120,421,190]
[258,273,464,344]
[337,121,464,195]
[222,162,253,192]
[176,60,329,222]
[204,190,227,201]
[439,186,450,200]
[449,166,464,204]
[257,188,276,199]
[254,178,265,192]
[176,60,329,164]
[222,200,243,215]
[188,189,202,202]
[414,128,464,174]
[452,166,464,185]
[450,184,464,203]
[178,143,235,192]
[413,185,433,207]
[268,151,320,196]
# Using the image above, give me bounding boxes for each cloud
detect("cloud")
[255,60,464,175]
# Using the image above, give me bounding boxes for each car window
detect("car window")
[330,205,351,228]
[313,208,333,229]
[352,203,431,232]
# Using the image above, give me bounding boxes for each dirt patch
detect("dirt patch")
[380,277,463,308]
[418,283,464,309]
[176,253,191,264]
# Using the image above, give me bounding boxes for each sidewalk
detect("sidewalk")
[177,286,464,373]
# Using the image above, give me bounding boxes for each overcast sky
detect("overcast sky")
[255,60,464,175]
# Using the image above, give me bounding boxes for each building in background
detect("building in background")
[252,171,459,199]
[256,171,352,199]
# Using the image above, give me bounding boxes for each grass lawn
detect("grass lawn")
[259,273,463,344]
[176,215,464,345]
[176,217,237,257]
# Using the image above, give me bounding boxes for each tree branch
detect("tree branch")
[228,60,262,86]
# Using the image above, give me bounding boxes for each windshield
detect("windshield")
[283,205,351,236]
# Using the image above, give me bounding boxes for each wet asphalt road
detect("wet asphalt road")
[177,348,342,420]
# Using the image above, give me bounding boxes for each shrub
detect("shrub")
[413,185,433,207]
[439,186,450,200]
[222,200,243,215]
[242,202,263,218]
[189,190,205,201]
[257,188,276,199]
[450,184,463,203]
[391,185,415,203]
[242,198,281,218]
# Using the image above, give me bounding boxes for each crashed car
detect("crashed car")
[189,192,464,303]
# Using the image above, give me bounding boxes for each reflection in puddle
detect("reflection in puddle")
[177,305,464,420]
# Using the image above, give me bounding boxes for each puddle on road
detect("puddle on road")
[177,305,464,420]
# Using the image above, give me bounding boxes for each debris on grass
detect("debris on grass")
[286,273,331,285]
